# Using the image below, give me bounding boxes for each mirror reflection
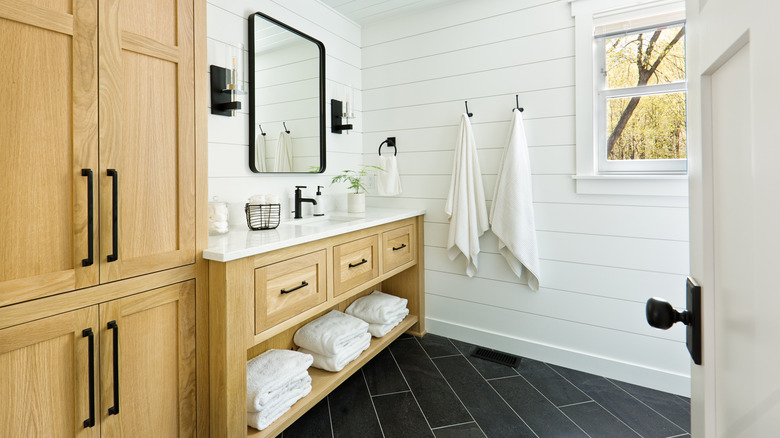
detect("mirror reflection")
[249,12,325,173]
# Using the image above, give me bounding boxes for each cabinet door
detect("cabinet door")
[99,280,196,438]
[0,0,99,306]
[0,306,100,438]
[98,0,195,282]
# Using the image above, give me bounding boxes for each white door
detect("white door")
[687,0,780,436]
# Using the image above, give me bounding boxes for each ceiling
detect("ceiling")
[320,0,457,25]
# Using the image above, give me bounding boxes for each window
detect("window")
[595,22,687,174]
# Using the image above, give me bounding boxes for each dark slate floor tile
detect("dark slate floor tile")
[433,355,535,438]
[418,333,461,358]
[490,376,588,437]
[362,348,408,396]
[609,378,691,432]
[448,339,520,380]
[517,359,591,407]
[560,401,641,437]
[328,373,382,438]
[433,422,486,438]
[282,398,331,438]
[551,365,685,438]
[390,339,472,428]
[373,391,434,438]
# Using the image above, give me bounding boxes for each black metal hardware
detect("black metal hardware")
[281,281,309,294]
[513,95,524,112]
[81,169,94,267]
[258,124,266,136]
[646,277,702,365]
[107,320,120,415]
[283,122,291,134]
[472,347,521,368]
[465,101,473,117]
[293,186,317,219]
[392,243,407,251]
[378,137,397,156]
[107,169,118,263]
[210,65,242,116]
[82,328,95,428]
[330,99,353,134]
[245,203,281,230]
[348,258,368,268]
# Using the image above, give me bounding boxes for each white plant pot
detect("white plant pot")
[347,193,365,213]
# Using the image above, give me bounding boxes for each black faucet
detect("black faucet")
[293,185,317,219]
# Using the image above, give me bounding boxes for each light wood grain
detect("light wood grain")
[381,224,415,273]
[122,30,179,62]
[120,0,176,46]
[333,235,379,296]
[0,0,73,35]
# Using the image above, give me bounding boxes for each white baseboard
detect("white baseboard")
[425,317,691,397]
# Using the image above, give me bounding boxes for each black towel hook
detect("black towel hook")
[465,101,473,117]
[378,137,397,156]
[513,95,524,112]
[283,122,290,134]
[258,124,266,136]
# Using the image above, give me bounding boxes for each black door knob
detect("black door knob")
[646,297,691,330]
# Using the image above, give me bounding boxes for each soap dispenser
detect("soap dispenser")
[313,186,325,216]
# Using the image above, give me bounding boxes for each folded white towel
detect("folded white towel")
[248,371,310,412]
[345,291,408,325]
[293,310,369,357]
[377,155,402,196]
[299,332,372,372]
[489,110,541,291]
[368,308,409,338]
[254,133,267,172]
[274,131,294,172]
[247,381,312,431]
[248,194,267,204]
[445,113,489,277]
[246,349,313,412]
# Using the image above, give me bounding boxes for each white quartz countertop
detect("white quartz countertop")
[204,207,426,262]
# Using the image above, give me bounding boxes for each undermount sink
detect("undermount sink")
[286,215,361,227]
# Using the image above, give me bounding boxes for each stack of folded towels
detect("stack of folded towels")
[246,349,313,431]
[346,290,409,338]
[248,193,280,205]
[294,310,371,372]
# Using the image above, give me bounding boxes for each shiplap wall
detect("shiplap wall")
[207,0,363,222]
[361,0,691,395]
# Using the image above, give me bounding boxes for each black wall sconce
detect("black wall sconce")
[211,65,242,116]
[330,99,353,134]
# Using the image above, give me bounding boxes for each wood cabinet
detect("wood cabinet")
[333,235,379,296]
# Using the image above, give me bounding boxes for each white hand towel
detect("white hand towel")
[345,290,408,325]
[298,332,372,372]
[254,133,267,172]
[248,371,310,412]
[367,308,409,338]
[445,113,489,277]
[247,382,312,430]
[274,131,293,172]
[246,349,314,412]
[293,310,369,357]
[377,155,402,196]
[489,110,541,291]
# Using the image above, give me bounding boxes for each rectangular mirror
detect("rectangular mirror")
[249,12,326,173]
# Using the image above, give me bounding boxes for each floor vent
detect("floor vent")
[471,348,521,368]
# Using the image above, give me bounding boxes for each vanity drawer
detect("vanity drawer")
[382,225,415,273]
[333,235,379,296]
[255,250,327,333]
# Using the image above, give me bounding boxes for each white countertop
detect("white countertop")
[204,207,426,262]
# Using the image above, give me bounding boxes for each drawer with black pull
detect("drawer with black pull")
[382,225,415,273]
[333,235,379,296]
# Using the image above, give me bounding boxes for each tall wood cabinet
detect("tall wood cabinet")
[0,0,204,436]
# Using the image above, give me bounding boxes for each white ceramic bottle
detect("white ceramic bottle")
[313,185,325,216]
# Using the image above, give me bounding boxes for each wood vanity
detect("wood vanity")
[205,209,426,437]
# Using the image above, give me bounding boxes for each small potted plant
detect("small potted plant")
[331,165,383,213]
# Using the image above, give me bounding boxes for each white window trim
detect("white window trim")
[570,0,688,196]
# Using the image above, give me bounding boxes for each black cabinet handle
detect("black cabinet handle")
[107,169,118,262]
[392,243,407,251]
[81,169,94,267]
[82,328,95,428]
[107,320,120,415]
[348,258,368,268]
[281,281,308,294]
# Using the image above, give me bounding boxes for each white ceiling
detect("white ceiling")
[320,0,457,25]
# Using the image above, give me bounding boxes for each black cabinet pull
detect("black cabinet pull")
[348,258,368,268]
[81,169,94,267]
[82,328,95,428]
[107,169,118,262]
[392,243,407,251]
[281,281,308,294]
[107,320,120,415]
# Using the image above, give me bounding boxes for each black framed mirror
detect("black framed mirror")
[248,12,326,173]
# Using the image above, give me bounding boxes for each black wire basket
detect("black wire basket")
[245,203,281,230]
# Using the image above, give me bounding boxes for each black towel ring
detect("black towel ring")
[513,95,524,112]
[283,122,291,134]
[258,124,266,136]
[465,101,473,117]
[378,137,397,156]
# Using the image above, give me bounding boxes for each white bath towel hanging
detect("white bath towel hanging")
[254,133,267,172]
[377,154,402,196]
[274,130,293,172]
[489,110,540,291]
[445,113,489,277]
